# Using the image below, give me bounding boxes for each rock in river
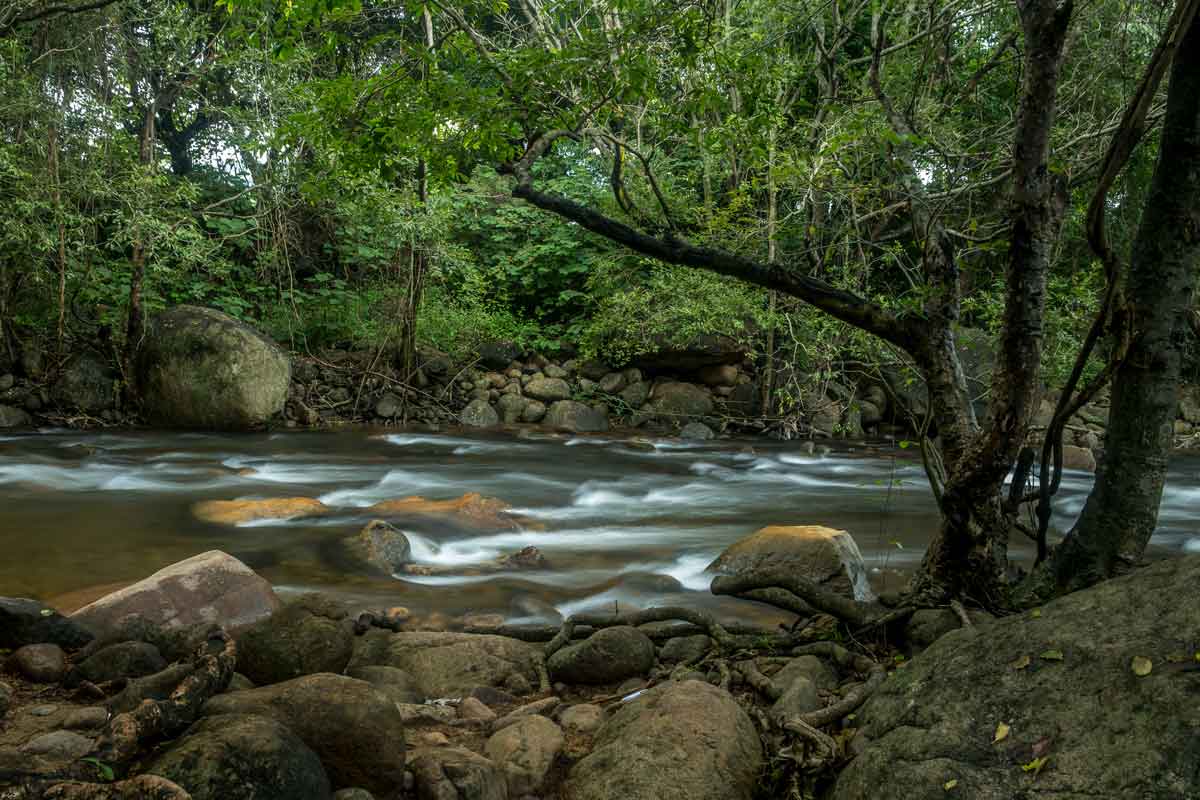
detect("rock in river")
[236,594,355,686]
[547,626,655,686]
[708,524,874,601]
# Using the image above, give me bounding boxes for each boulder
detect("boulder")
[71,641,165,685]
[597,372,626,394]
[374,393,401,418]
[521,400,547,423]
[495,393,526,423]
[51,352,116,413]
[543,400,609,433]
[651,382,713,420]
[0,598,93,650]
[525,376,572,403]
[71,551,280,637]
[547,626,655,685]
[831,555,1200,800]
[346,664,424,705]
[236,595,355,686]
[560,703,606,736]
[696,364,739,387]
[630,334,746,372]
[342,519,411,575]
[20,730,94,761]
[12,643,67,683]
[618,381,650,410]
[564,680,762,800]
[680,421,715,440]
[1179,385,1200,424]
[136,305,291,430]
[708,525,874,602]
[348,630,541,698]
[461,398,499,427]
[147,714,331,800]
[658,634,711,665]
[0,404,31,428]
[458,696,497,721]
[1061,444,1097,472]
[477,340,523,370]
[409,746,508,800]
[365,493,518,531]
[202,674,407,796]
[771,654,838,694]
[485,715,564,796]
[192,496,329,525]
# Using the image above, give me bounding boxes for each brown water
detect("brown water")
[1,427,1197,623]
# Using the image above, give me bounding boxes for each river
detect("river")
[1,428,1197,623]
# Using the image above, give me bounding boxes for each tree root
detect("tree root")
[543,606,737,658]
[790,642,884,729]
[711,570,882,629]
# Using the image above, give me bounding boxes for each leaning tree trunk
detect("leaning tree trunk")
[1035,11,1200,593]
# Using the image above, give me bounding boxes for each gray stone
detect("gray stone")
[564,680,762,800]
[680,421,714,440]
[1179,385,1200,424]
[71,550,280,639]
[597,372,626,394]
[20,730,94,761]
[770,676,820,724]
[651,382,714,419]
[524,376,572,403]
[375,393,402,418]
[136,305,290,430]
[697,364,739,387]
[547,626,655,685]
[832,555,1200,800]
[51,352,116,413]
[708,525,874,602]
[771,654,838,693]
[147,713,331,800]
[409,746,507,800]
[333,790,375,800]
[459,696,496,721]
[0,404,31,428]
[1061,444,1097,472]
[202,673,407,796]
[520,399,547,423]
[62,706,109,730]
[477,340,523,370]
[0,597,92,652]
[658,635,711,665]
[0,681,11,718]
[496,393,527,423]
[618,381,650,410]
[0,374,12,391]
[543,364,568,379]
[343,519,412,575]
[543,400,609,433]
[485,714,564,796]
[461,398,500,427]
[346,664,424,705]
[12,643,67,683]
[72,641,165,685]
[236,594,355,686]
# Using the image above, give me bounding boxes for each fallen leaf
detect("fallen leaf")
[943,779,958,790]
[1022,755,1050,776]
[1131,656,1153,677]
[1029,609,1042,619]
[1039,649,1064,662]
[1011,655,1031,670]
[993,721,1010,743]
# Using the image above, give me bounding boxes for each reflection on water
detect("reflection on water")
[0,427,1196,623]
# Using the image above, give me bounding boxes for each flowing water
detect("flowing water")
[1,427,1198,623]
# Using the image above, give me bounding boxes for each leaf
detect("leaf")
[1022,755,1050,776]
[943,779,958,790]
[1131,656,1153,677]
[1039,649,1064,662]
[993,721,1010,743]
[39,608,54,617]
[1029,609,1042,619]
[1010,655,1031,670]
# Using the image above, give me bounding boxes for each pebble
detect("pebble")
[13,643,67,683]
[62,706,109,730]
[458,696,497,721]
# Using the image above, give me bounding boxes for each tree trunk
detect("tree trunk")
[123,104,155,382]
[1034,10,1200,594]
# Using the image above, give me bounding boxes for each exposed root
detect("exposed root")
[735,659,782,702]
[544,606,737,658]
[710,570,882,629]
[790,642,885,729]
[950,599,973,627]
[779,716,840,771]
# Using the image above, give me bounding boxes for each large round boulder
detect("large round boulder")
[146,713,331,800]
[348,630,541,698]
[708,525,874,602]
[236,594,355,686]
[202,673,407,796]
[831,555,1200,800]
[547,626,655,685]
[135,305,290,430]
[543,400,609,433]
[564,680,762,800]
[650,382,714,420]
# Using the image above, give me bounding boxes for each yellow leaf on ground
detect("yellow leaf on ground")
[1011,655,1031,670]
[1030,609,1042,618]
[1131,656,1153,677]
[943,779,958,790]
[1022,755,1050,776]
[993,722,1010,743]
[1039,649,1064,661]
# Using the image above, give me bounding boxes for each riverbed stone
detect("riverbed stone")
[71,550,281,638]
[560,703,606,736]
[544,400,609,433]
[409,746,507,800]
[680,421,715,440]
[658,634,711,665]
[458,696,496,721]
[1179,385,1200,423]
[0,404,31,427]
[461,398,500,427]
[236,594,355,686]
[375,393,402,418]
[20,730,94,761]
[831,555,1200,800]
[564,680,762,800]
[0,598,93,651]
[1061,444,1097,472]
[524,376,572,403]
[136,305,291,430]
[51,351,116,413]
[772,654,838,694]
[495,393,526,423]
[521,398,546,422]
[12,643,67,683]
[651,381,713,420]
[202,673,407,796]
[346,664,424,705]
[485,714,564,796]
[597,371,626,394]
[365,493,518,531]
[343,519,411,575]
[71,641,166,685]
[477,340,522,370]
[697,364,739,387]
[147,713,331,800]
[547,626,655,685]
[192,496,330,525]
[708,525,874,602]
[62,706,109,730]
[349,630,541,699]
[618,381,650,410]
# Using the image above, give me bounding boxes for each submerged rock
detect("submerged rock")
[136,305,291,430]
[192,496,329,525]
[708,525,874,602]
[564,680,762,800]
[147,713,331,800]
[366,492,519,531]
[202,673,407,796]
[71,550,280,637]
[831,555,1200,800]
